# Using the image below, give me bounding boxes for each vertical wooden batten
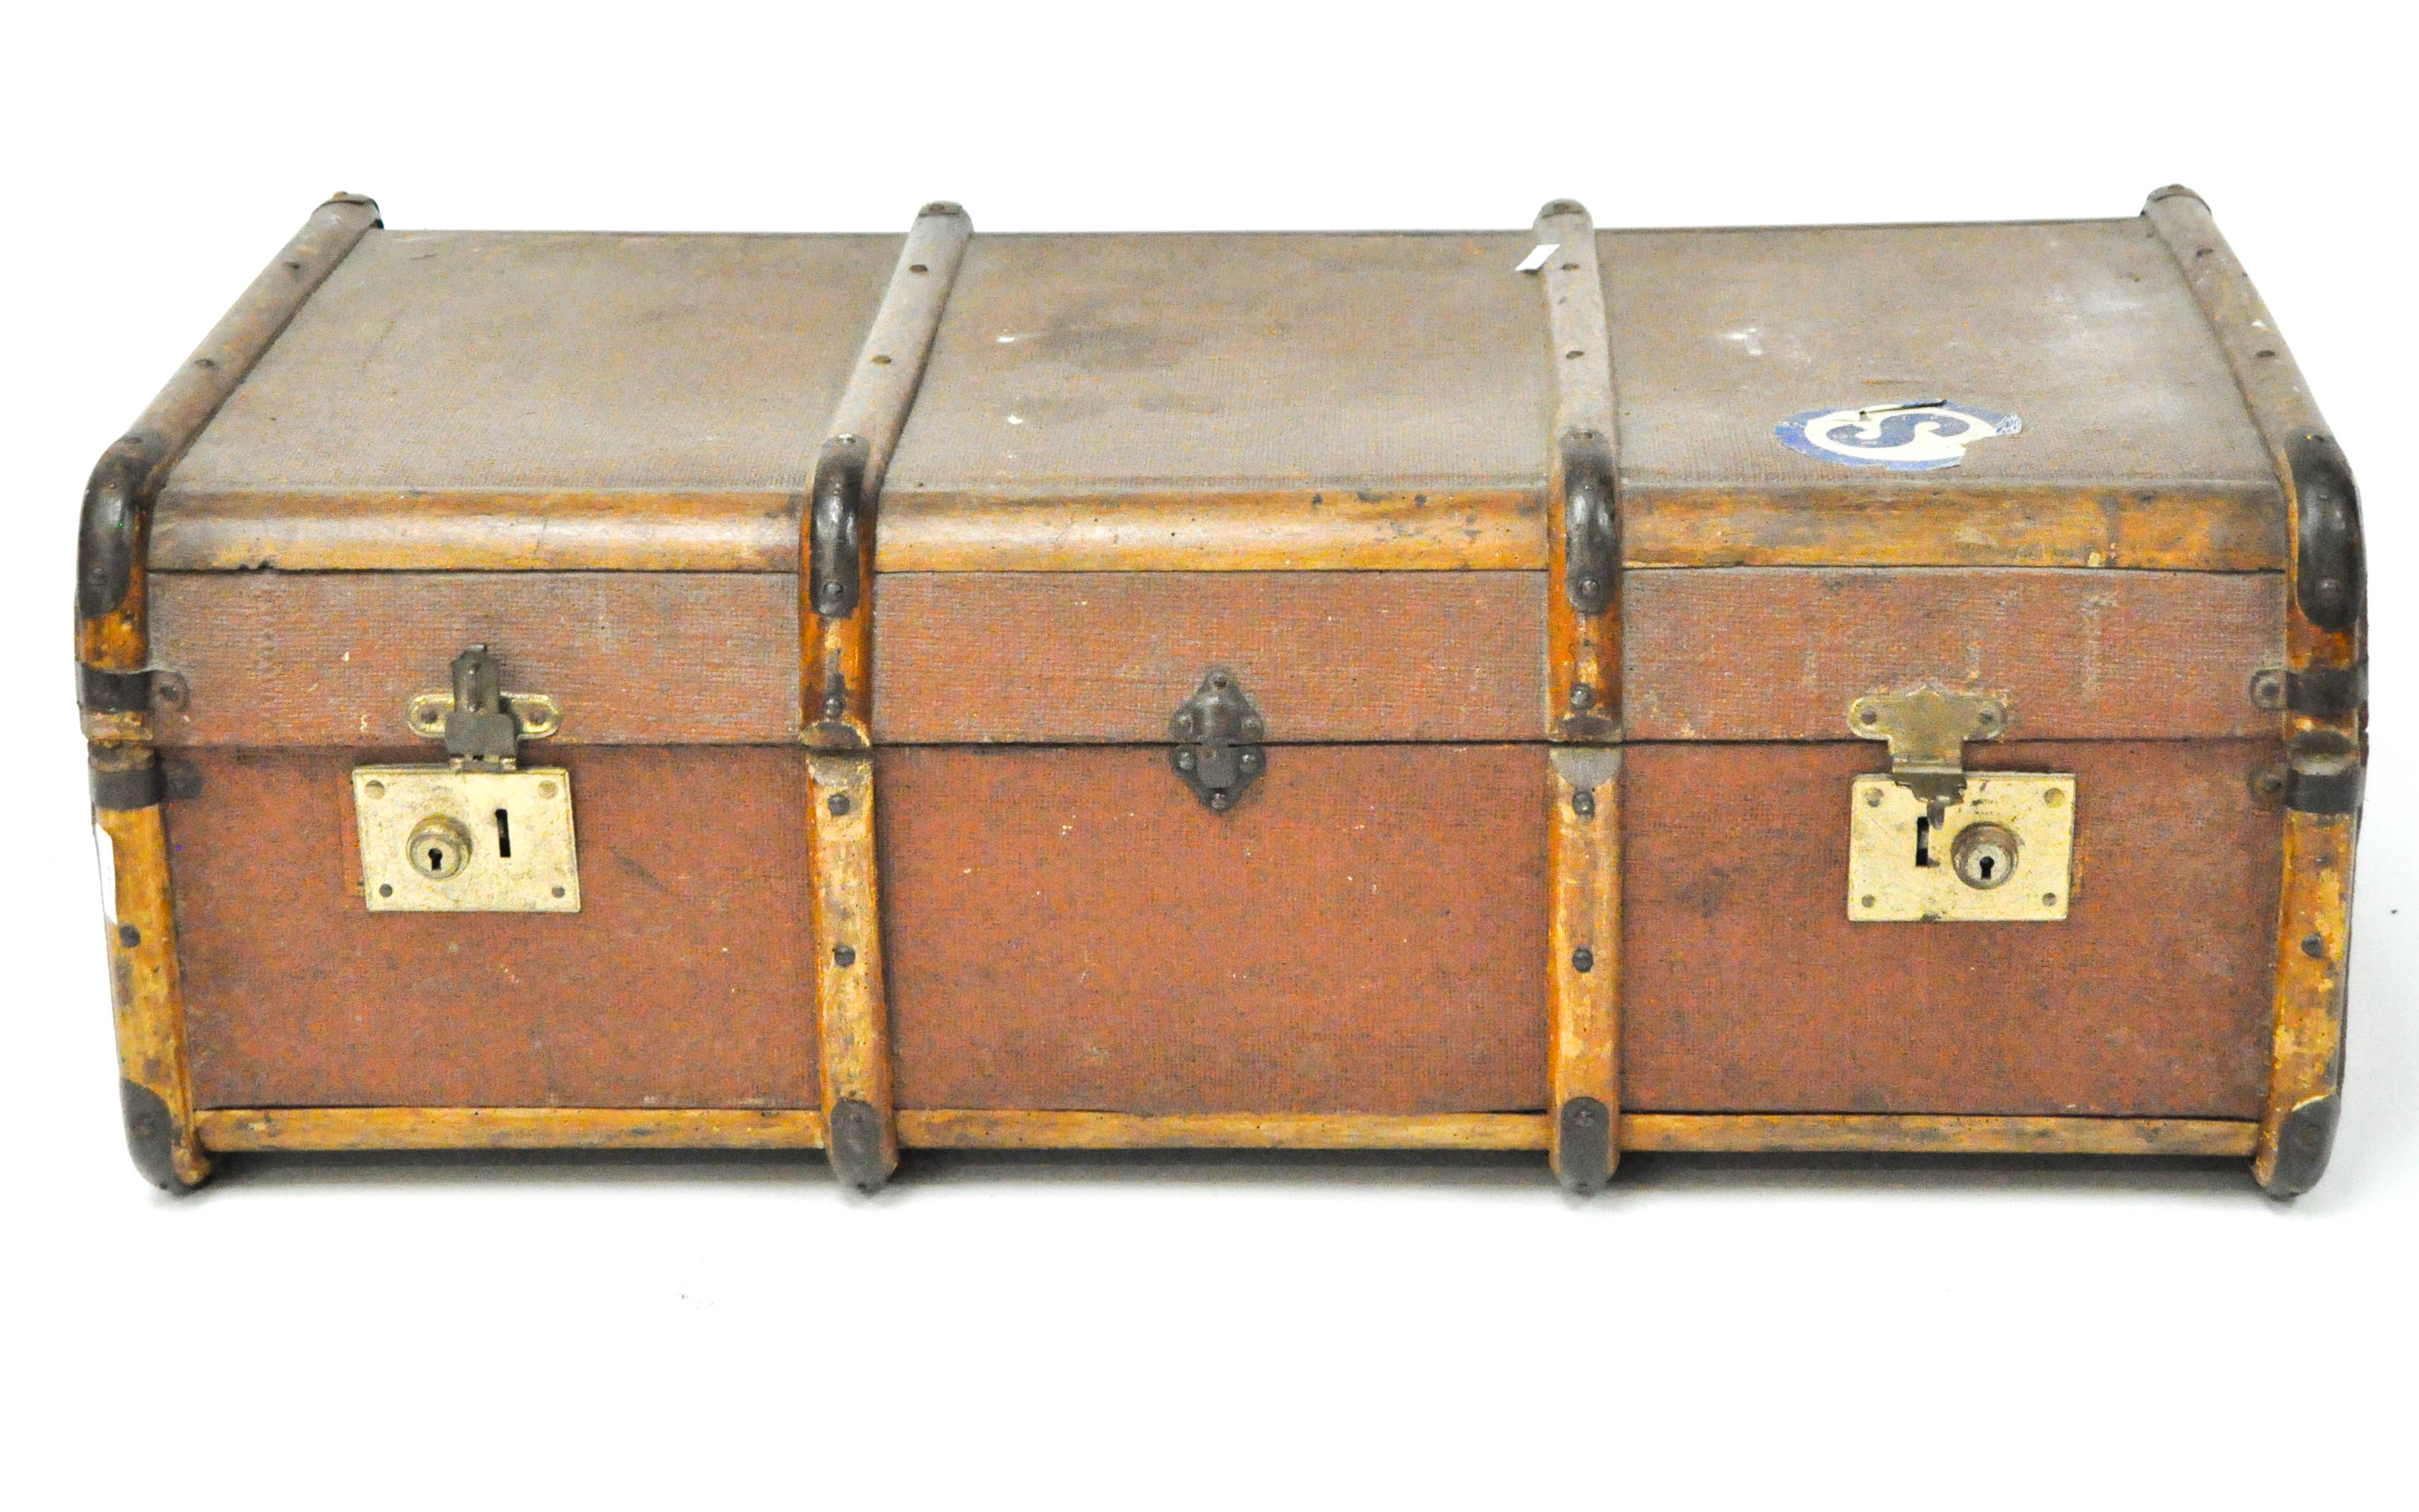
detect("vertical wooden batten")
[800,203,972,1189]
[91,752,208,1189]
[1533,200,1624,1191]
[808,754,896,1188]
[2148,187,2366,1196]
[1547,748,1621,1191]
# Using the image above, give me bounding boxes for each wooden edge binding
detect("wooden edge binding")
[1533,198,1620,741]
[185,1109,2257,1163]
[195,1108,827,1152]
[91,760,209,1190]
[2146,186,2364,1196]
[77,193,382,741]
[1547,747,1621,1191]
[808,754,897,1189]
[803,201,974,749]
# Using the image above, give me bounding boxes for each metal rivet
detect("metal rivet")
[1579,575,1600,596]
[1239,751,1261,771]
[364,779,386,799]
[1210,790,1232,811]
[834,945,857,967]
[1175,749,1196,771]
[2300,934,2326,961]
[1572,790,1595,818]
[1864,789,1883,808]
[2041,893,2058,907]
[1568,1102,1597,1128]
[1569,685,1594,711]
[822,693,846,720]
[1860,894,1876,909]
[2249,669,2286,711]
[117,924,141,949]
[1241,716,1263,736]
[830,793,852,816]
[1860,708,1879,725]
[1571,948,1594,973]
[2042,788,2065,807]
[538,781,558,799]
[378,883,394,898]
[551,886,566,898]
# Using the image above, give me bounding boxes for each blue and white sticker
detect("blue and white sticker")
[1775,400,2022,472]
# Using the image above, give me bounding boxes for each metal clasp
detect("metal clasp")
[1845,683,2074,923]
[404,644,561,770]
[1169,668,1266,813]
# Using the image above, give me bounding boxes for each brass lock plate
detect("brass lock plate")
[1848,773,2074,922]
[353,766,580,913]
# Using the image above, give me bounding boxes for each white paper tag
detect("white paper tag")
[93,823,118,927]
[1515,243,1559,273]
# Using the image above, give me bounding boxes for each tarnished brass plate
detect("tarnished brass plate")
[1848,773,2073,922]
[353,765,580,913]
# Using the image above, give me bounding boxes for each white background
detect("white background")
[6,4,2412,1506]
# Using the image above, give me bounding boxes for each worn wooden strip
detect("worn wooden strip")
[880,744,1550,1116]
[870,571,1548,744]
[152,489,799,572]
[95,789,210,1187]
[1624,567,2281,741]
[1547,748,1621,1188]
[1535,199,1621,740]
[1621,740,2281,1118]
[1622,1114,2257,1156]
[806,205,975,747]
[2256,811,2353,1190]
[875,485,1546,572]
[196,1107,827,1152]
[1622,482,2283,571]
[82,196,382,683]
[897,1110,1552,1150]
[175,747,819,1109]
[149,571,798,746]
[808,754,897,1184]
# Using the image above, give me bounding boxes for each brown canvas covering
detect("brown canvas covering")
[79,188,2364,1195]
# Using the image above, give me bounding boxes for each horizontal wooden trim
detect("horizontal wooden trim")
[194,1107,826,1152]
[189,1108,2255,1158]
[153,489,801,573]
[895,1110,1552,1150]
[876,486,1547,572]
[150,480,2281,575]
[1622,481,2283,572]
[1621,1114,2257,1156]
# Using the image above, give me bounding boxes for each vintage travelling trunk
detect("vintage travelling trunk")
[78,188,2365,1198]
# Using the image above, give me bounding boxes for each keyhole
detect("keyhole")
[1950,824,2020,891]
[494,807,513,859]
[1915,815,1934,868]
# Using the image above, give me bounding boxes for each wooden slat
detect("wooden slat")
[1621,482,2283,572]
[804,204,973,748]
[808,754,897,1187]
[870,571,1547,744]
[1623,1114,2257,1157]
[2257,812,2353,1188]
[96,787,210,1187]
[1535,200,1620,739]
[196,1107,825,1151]
[1547,748,1620,1189]
[896,1110,1551,1150]
[874,486,1544,572]
[1623,566,2281,741]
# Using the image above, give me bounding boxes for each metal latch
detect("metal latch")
[1170,668,1265,812]
[356,645,579,913]
[1845,683,2073,922]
